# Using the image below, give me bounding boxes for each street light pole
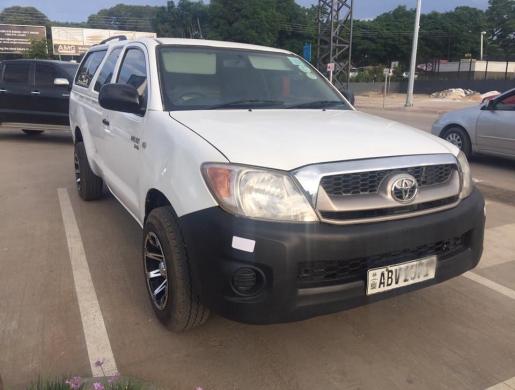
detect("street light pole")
[481,31,486,61]
[405,0,422,107]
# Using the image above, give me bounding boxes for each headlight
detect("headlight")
[457,151,474,199]
[202,163,318,222]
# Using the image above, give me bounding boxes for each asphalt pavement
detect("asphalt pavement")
[1,101,515,390]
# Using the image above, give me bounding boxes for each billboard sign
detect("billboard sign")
[0,24,46,54]
[51,27,156,55]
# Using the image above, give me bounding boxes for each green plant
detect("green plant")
[26,377,86,390]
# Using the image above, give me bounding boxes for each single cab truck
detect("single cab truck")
[70,37,485,331]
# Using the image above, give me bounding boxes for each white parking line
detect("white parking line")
[464,272,515,301]
[58,188,117,377]
[463,272,515,390]
[486,378,515,390]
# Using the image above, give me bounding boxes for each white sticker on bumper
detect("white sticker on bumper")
[232,236,256,253]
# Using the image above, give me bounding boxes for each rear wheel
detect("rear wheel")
[442,127,472,159]
[74,142,103,201]
[22,130,44,135]
[143,206,209,331]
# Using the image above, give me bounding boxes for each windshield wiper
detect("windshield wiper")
[287,100,347,109]
[207,99,284,110]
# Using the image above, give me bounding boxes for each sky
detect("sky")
[1,0,489,23]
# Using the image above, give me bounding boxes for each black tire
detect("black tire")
[74,142,103,201]
[442,127,472,159]
[22,130,44,135]
[143,206,209,331]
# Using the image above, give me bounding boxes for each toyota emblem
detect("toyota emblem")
[391,177,418,204]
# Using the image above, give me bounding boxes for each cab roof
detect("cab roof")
[94,37,292,55]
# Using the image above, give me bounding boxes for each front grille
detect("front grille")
[321,164,454,196]
[297,234,465,286]
[320,196,458,221]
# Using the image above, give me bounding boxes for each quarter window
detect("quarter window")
[4,64,30,85]
[117,48,148,109]
[94,48,122,92]
[75,50,107,88]
[35,65,61,87]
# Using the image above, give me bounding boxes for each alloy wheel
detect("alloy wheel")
[74,153,81,191]
[144,232,168,310]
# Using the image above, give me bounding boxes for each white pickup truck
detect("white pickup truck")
[70,37,485,331]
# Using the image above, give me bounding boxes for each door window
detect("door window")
[496,93,515,111]
[35,65,61,87]
[117,48,148,109]
[75,50,107,88]
[94,48,122,92]
[4,64,30,85]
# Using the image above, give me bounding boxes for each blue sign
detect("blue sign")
[303,44,312,62]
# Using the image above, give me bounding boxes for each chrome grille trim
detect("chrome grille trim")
[292,154,461,225]
[292,154,460,206]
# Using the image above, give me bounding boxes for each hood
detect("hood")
[171,109,459,171]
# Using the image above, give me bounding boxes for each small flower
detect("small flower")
[93,382,104,390]
[94,357,107,368]
[108,372,121,383]
[65,377,81,389]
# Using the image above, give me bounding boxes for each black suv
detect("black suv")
[0,59,79,135]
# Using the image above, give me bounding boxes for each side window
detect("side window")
[117,48,148,108]
[94,48,122,92]
[75,50,107,88]
[35,65,61,87]
[4,64,30,85]
[496,93,515,111]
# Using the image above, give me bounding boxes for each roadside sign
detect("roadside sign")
[383,68,390,76]
[303,43,312,62]
[0,24,46,54]
[327,63,335,72]
[391,61,399,69]
[51,27,156,56]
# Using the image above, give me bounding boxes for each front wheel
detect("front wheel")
[442,127,472,159]
[143,206,209,331]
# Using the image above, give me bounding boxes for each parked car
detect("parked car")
[432,87,515,159]
[0,59,79,135]
[70,37,485,331]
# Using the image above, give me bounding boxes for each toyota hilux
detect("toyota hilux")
[69,37,485,331]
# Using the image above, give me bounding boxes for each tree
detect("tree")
[486,0,515,59]
[22,38,50,59]
[87,4,159,32]
[208,0,283,47]
[0,6,50,27]
[154,0,210,38]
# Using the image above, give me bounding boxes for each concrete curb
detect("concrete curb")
[476,183,515,207]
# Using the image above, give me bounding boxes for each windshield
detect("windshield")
[157,46,350,111]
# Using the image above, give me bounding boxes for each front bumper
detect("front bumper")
[179,189,485,325]
[431,122,445,137]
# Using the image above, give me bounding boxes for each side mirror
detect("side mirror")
[99,84,141,114]
[484,99,495,110]
[340,89,355,106]
[54,78,70,87]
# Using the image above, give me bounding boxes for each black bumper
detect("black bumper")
[179,189,485,325]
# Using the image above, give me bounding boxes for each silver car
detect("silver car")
[432,88,515,159]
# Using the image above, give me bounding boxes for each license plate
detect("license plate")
[366,257,437,296]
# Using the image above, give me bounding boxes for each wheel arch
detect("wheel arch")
[144,189,172,224]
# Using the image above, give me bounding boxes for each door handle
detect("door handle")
[31,91,41,95]
[102,119,110,126]
[0,89,6,93]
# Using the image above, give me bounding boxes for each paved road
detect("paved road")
[1,116,515,390]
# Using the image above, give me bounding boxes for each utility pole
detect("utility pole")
[405,0,422,107]
[480,31,486,61]
[317,0,354,90]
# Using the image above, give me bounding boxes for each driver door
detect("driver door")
[476,90,515,156]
